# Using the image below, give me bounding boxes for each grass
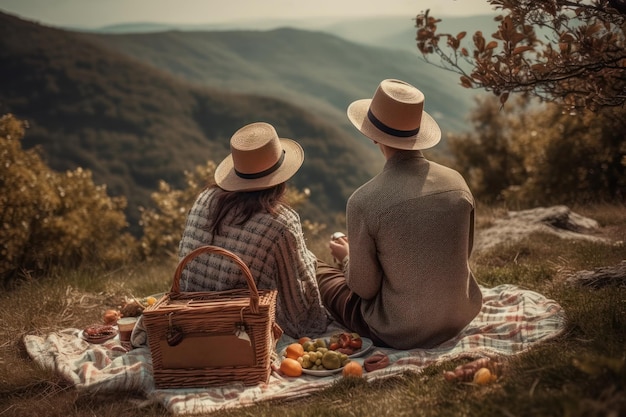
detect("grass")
[1,203,625,416]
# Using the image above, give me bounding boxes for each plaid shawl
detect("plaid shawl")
[23,284,566,415]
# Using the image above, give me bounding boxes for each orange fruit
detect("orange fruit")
[285,343,305,360]
[473,367,494,385]
[280,357,303,377]
[342,361,363,377]
[298,336,312,345]
[102,309,120,325]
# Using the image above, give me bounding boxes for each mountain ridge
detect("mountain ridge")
[82,25,479,137]
[0,11,379,232]
[1,11,497,232]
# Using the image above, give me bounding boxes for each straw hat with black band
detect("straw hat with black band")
[347,79,441,150]
[214,122,304,192]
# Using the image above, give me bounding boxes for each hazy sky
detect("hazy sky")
[0,0,496,28]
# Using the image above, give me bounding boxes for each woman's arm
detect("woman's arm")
[272,213,329,338]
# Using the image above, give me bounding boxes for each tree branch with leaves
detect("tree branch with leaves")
[415,0,626,111]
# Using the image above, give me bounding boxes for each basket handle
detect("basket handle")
[171,245,260,313]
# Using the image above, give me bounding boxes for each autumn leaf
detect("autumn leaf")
[513,46,534,55]
[460,76,473,88]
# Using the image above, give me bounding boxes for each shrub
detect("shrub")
[138,161,217,259]
[0,114,137,284]
[448,97,626,206]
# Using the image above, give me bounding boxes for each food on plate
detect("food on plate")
[302,349,349,371]
[284,337,351,372]
[102,309,120,325]
[301,340,316,352]
[280,357,303,377]
[321,350,342,370]
[82,324,117,343]
[342,361,363,377]
[364,352,390,372]
[301,338,328,352]
[84,324,116,337]
[328,332,362,355]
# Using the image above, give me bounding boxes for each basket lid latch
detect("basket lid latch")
[166,312,184,347]
[235,307,251,345]
[235,323,251,344]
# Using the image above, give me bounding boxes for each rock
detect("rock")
[474,205,611,253]
[566,261,626,289]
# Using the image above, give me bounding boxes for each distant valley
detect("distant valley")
[0,11,493,232]
[82,25,479,137]
[85,14,497,136]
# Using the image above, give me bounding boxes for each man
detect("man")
[317,79,483,350]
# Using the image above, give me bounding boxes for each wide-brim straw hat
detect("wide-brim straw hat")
[214,122,304,192]
[347,79,441,150]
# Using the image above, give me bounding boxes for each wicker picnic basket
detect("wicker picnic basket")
[143,245,282,388]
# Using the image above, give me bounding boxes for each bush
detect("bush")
[138,161,217,259]
[0,112,324,281]
[448,97,626,207]
[0,114,137,284]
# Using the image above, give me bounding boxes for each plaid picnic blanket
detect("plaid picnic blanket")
[23,284,566,415]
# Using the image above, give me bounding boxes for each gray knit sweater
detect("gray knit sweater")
[178,187,330,338]
[345,150,483,349]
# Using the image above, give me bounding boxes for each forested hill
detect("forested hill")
[0,12,380,232]
[82,26,475,137]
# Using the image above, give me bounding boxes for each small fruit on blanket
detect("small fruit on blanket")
[146,296,157,306]
[103,309,120,325]
[280,357,303,377]
[298,336,312,345]
[473,367,496,385]
[443,357,501,382]
[342,361,363,377]
[285,343,305,360]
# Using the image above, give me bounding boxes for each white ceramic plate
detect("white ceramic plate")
[301,366,344,377]
[279,337,374,359]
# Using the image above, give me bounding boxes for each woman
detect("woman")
[177,122,330,338]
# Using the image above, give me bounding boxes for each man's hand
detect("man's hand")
[329,232,349,265]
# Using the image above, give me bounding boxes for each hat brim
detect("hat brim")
[347,99,441,150]
[214,138,304,192]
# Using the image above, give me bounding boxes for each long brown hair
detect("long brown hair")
[207,183,287,235]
